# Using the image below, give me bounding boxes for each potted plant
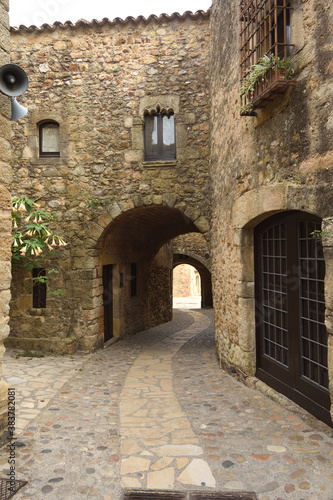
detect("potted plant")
[240,53,295,115]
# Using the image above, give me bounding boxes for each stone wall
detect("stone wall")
[8,12,211,352]
[173,265,192,297]
[0,0,12,440]
[173,264,201,297]
[210,0,333,423]
[172,233,211,269]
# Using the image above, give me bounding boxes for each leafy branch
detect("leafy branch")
[12,196,68,298]
[12,196,68,270]
[310,229,333,239]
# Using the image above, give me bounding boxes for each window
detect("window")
[144,110,176,161]
[240,0,295,112]
[39,121,60,157]
[32,268,46,308]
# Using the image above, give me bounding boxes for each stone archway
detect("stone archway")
[75,199,211,351]
[229,184,333,426]
[173,255,213,308]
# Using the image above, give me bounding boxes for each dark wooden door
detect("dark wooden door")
[103,264,113,342]
[255,212,331,426]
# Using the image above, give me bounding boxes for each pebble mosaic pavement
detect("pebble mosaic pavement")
[1,309,333,499]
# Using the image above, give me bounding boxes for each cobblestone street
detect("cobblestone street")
[1,309,333,499]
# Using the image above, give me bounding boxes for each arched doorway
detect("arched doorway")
[99,205,208,342]
[255,211,330,424]
[172,254,213,309]
[173,263,202,309]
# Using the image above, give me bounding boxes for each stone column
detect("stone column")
[0,0,12,442]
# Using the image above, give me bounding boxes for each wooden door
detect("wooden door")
[255,212,331,426]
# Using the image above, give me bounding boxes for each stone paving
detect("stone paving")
[2,352,91,435]
[0,308,333,499]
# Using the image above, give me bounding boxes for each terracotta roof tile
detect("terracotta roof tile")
[10,9,210,32]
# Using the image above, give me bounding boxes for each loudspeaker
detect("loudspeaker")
[10,97,28,121]
[0,64,29,97]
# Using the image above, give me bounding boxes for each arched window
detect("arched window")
[144,111,175,161]
[39,121,60,157]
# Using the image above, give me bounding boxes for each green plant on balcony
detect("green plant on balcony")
[240,54,295,115]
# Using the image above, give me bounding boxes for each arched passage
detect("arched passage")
[173,263,201,309]
[94,204,208,345]
[173,254,213,308]
[101,205,200,260]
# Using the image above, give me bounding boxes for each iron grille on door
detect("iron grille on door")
[261,222,288,367]
[298,221,329,390]
[255,212,331,426]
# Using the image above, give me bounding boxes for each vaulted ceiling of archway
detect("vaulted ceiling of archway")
[101,205,199,259]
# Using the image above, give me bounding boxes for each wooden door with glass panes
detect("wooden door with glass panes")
[255,212,331,426]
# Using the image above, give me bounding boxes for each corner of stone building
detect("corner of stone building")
[0,0,12,443]
[210,0,333,425]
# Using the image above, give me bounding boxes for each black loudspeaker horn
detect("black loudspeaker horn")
[0,64,29,97]
[10,97,28,121]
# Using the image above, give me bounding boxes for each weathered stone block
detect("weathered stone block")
[0,321,9,342]
[107,203,122,219]
[0,261,11,290]
[194,216,210,233]
[118,199,135,213]
[124,150,141,162]
[237,297,255,352]
[236,281,255,299]
[0,22,9,52]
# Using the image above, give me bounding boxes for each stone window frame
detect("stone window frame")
[23,112,69,165]
[143,106,176,162]
[125,95,194,168]
[38,120,60,158]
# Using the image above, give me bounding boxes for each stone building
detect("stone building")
[0,0,12,439]
[8,11,211,353]
[5,0,333,429]
[210,0,333,426]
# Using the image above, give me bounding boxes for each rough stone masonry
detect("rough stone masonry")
[0,0,12,440]
[8,11,211,353]
[4,0,333,429]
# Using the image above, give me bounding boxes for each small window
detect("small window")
[144,112,176,161]
[130,263,137,297]
[32,268,46,308]
[39,121,60,157]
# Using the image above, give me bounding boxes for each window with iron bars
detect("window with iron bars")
[240,0,295,114]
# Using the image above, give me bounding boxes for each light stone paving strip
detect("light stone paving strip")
[120,310,216,490]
